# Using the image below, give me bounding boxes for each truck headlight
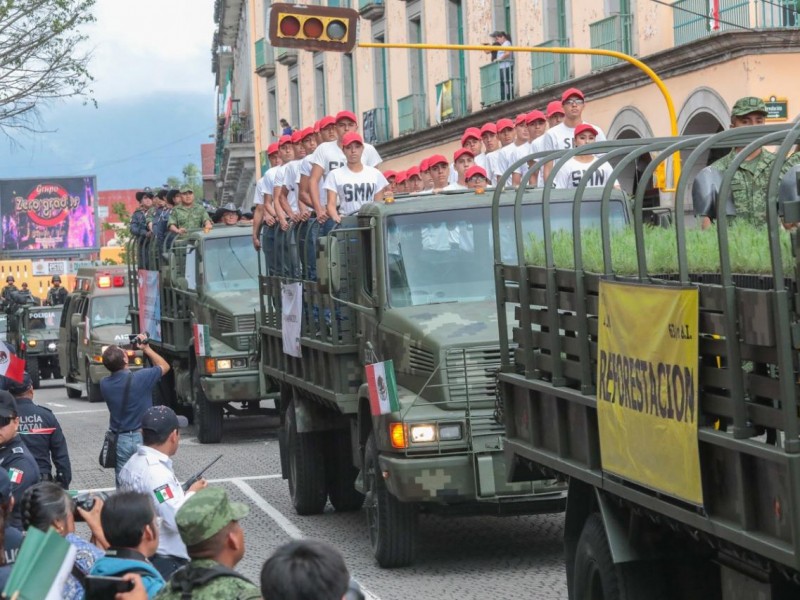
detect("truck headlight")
[28,339,37,347]
[47,342,57,352]
[438,423,463,441]
[410,424,436,443]
[216,359,232,370]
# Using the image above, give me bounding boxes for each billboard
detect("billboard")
[0,176,98,256]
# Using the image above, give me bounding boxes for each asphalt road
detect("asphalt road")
[37,377,569,600]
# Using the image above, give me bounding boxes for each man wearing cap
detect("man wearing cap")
[480,123,501,184]
[426,155,452,192]
[493,118,520,185]
[552,123,618,190]
[694,96,794,229]
[516,110,549,187]
[120,406,207,581]
[324,132,389,222]
[0,390,40,528]
[215,203,242,226]
[546,101,565,128]
[131,189,155,241]
[44,275,68,306]
[419,158,433,191]
[541,88,606,180]
[168,189,212,236]
[447,148,475,190]
[297,127,320,213]
[466,165,490,190]
[276,132,312,232]
[251,143,281,256]
[8,373,71,488]
[154,487,258,599]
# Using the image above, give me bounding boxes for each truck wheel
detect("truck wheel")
[86,364,102,403]
[193,372,223,444]
[364,432,417,568]
[27,358,40,390]
[285,401,327,515]
[572,514,661,600]
[326,429,364,512]
[65,375,82,399]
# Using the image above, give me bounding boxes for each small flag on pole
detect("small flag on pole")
[365,360,400,415]
[0,347,25,383]
[193,324,211,357]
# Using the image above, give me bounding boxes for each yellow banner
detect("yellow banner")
[596,280,702,505]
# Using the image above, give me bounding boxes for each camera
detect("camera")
[72,491,109,520]
[128,331,150,349]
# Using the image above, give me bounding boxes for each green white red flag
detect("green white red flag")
[0,347,25,383]
[365,360,400,415]
[193,324,211,357]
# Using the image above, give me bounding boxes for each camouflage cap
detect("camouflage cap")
[731,96,767,117]
[176,487,249,547]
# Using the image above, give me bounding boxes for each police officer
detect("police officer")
[118,406,207,580]
[0,390,40,528]
[155,487,260,600]
[44,275,67,306]
[8,373,71,488]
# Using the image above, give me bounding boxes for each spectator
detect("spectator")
[215,203,242,226]
[90,491,166,598]
[280,118,293,136]
[490,31,514,101]
[0,390,40,528]
[260,539,352,600]
[100,334,170,484]
[45,275,68,306]
[155,487,260,599]
[9,372,71,487]
[21,482,107,600]
[118,406,206,581]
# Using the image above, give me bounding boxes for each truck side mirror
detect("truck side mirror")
[70,313,82,329]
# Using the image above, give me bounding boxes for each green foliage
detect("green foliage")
[101,202,131,261]
[525,222,794,276]
[165,163,205,203]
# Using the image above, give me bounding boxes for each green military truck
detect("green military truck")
[495,125,800,598]
[58,267,144,402]
[7,302,63,388]
[258,189,630,567]
[128,225,273,443]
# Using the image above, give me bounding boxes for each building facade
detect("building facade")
[212,0,800,208]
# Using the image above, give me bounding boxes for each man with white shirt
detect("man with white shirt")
[447,148,474,189]
[541,88,606,180]
[252,143,281,255]
[517,109,549,187]
[480,122,501,184]
[324,132,389,222]
[546,100,565,128]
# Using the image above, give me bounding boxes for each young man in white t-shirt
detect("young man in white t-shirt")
[541,88,606,180]
[481,122,501,184]
[324,132,389,222]
[297,126,319,211]
[445,148,474,189]
[465,165,490,190]
[552,123,618,190]
[517,109,549,187]
[546,100,565,128]
[252,142,281,252]
[272,135,295,225]
[419,158,434,191]
[276,130,311,231]
[493,118,518,185]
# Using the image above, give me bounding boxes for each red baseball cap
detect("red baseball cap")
[526,110,546,124]
[561,88,585,103]
[419,158,430,172]
[454,148,474,162]
[465,165,488,181]
[461,128,481,146]
[291,130,303,144]
[515,114,528,126]
[480,123,497,136]
[313,120,321,133]
[383,170,397,180]
[335,110,358,124]
[574,123,598,137]
[406,166,420,178]
[496,118,515,132]
[300,127,315,140]
[427,154,448,168]
[546,101,565,117]
[395,170,407,184]
[267,143,279,155]
[319,115,336,129]
[342,132,364,147]
[278,135,293,147]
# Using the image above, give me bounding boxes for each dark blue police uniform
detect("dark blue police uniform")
[0,390,40,529]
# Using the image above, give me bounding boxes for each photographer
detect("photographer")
[100,334,170,484]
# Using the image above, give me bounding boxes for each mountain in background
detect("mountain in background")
[0,91,215,190]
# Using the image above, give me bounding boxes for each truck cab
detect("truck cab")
[58,266,143,402]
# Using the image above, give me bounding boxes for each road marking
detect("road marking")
[47,402,67,408]
[231,478,381,600]
[79,473,283,494]
[53,409,107,415]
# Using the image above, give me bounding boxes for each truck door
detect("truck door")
[76,297,89,375]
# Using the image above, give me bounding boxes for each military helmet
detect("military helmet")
[51,275,61,283]
[5,276,13,283]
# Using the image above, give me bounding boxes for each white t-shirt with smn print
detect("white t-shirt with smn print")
[552,156,614,189]
[324,165,389,215]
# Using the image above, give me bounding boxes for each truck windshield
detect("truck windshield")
[204,236,259,292]
[386,201,626,307]
[91,295,130,327]
[25,308,62,330]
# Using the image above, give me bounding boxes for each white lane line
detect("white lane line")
[47,402,67,408]
[231,478,381,600]
[79,473,283,494]
[53,409,108,415]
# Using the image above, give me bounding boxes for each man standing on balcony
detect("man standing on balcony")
[491,31,514,101]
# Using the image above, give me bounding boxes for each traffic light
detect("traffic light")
[268,3,359,53]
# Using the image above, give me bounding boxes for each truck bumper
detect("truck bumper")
[200,371,261,403]
[379,450,567,509]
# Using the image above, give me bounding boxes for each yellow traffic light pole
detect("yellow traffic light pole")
[358,42,681,187]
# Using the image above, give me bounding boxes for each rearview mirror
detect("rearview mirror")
[70,313,82,329]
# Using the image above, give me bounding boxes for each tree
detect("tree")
[0,0,96,134]
[166,163,205,202]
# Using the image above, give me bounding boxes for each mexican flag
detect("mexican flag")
[365,360,400,415]
[193,324,211,357]
[154,484,175,504]
[8,468,23,484]
[0,346,25,383]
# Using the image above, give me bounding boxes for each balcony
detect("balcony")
[276,46,298,66]
[673,0,750,45]
[480,61,514,108]
[359,0,384,20]
[254,38,275,78]
[756,0,800,27]
[531,38,570,90]
[589,14,633,71]
[216,113,256,205]
[435,78,464,122]
[362,107,389,144]
[397,94,427,135]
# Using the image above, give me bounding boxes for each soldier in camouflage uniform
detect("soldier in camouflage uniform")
[154,487,259,600]
[168,190,212,235]
[45,275,67,306]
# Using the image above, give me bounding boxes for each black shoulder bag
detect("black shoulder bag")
[98,373,133,469]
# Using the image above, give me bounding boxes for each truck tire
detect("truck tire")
[326,429,364,512]
[27,358,40,390]
[572,513,663,600]
[364,432,417,568]
[86,368,103,404]
[65,375,82,399]
[193,372,223,444]
[285,401,327,515]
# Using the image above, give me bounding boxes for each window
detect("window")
[268,83,278,140]
[288,66,300,131]
[314,53,327,120]
[342,53,356,114]
[446,0,467,115]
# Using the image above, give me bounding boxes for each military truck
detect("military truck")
[127,225,273,444]
[495,125,800,598]
[58,266,144,402]
[258,188,632,567]
[6,300,63,388]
